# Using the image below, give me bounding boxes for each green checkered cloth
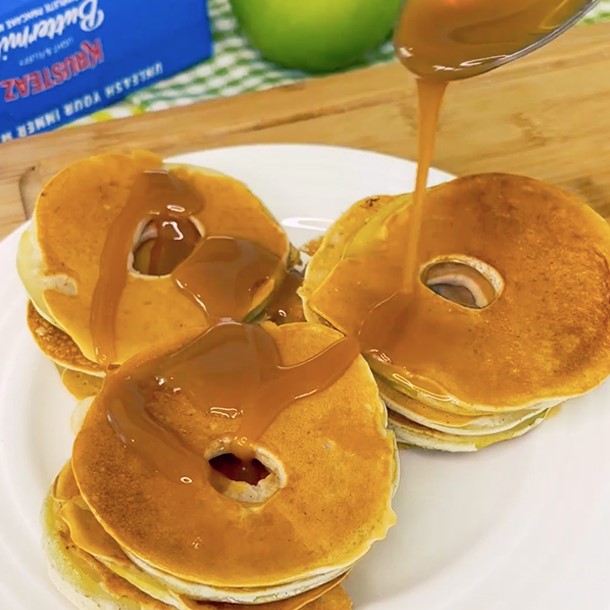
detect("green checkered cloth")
[76,0,610,124]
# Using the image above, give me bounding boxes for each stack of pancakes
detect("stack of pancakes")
[17,151,298,399]
[301,174,610,451]
[44,323,397,610]
[17,152,399,609]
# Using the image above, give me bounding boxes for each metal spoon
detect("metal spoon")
[394,0,601,80]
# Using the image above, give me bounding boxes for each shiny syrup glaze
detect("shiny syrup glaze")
[173,235,282,319]
[401,78,447,294]
[133,217,201,276]
[89,166,358,485]
[90,170,283,366]
[104,322,359,484]
[265,269,306,324]
[90,170,203,366]
[356,79,446,366]
[358,0,587,370]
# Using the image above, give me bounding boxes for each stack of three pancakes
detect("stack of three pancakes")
[17,152,399,609]
[42,322,397,610]
[301,174,610,452]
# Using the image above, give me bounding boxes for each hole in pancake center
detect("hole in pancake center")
[206,447,284,504]
[421,257,502,309]
[209,453,270,486]
[132,216,203,276]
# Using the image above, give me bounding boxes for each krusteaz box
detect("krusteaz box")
[0,0,213,141]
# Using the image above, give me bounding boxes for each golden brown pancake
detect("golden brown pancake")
[27,301,102,375]
[45,463,352,610]
[71,322,397,591]
[60,368,104,400]
[290,586,351,610]
[303,174,610,412]
[388,408,553,452]
[19,151,293,365]
[300,194,396,324]
[377,377,546,437]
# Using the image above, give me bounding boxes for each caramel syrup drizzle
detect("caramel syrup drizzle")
[90,170,203,366]
[86,0,582,489]
[402,78,447,295]
[105,322,359,484]
[89,166,355,486]
[90,170,283,366]
[145,217,201,276]
[357,0,589,372]
[173,235,282,320]
[264,269,306,325]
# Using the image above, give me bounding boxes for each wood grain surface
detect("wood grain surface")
[0,21,609,239]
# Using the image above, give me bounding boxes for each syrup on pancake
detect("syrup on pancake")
[364,0,600,372]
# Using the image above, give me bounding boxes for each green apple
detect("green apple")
[230,0,403,73]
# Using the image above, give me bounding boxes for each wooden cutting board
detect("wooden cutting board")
[1,21,609,240]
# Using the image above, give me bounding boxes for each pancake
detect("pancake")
[18,151,294,366]
[60,368,104,402]
[300,194,396,325]
[303,174,610,413]
[388,408,553,452]
[44,468,352,610]
[27,301,102,375]
[377,377,546,437]
[70,321,397,600]
[27,301,104,404]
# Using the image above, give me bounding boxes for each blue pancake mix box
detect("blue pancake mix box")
[0,0,213,141]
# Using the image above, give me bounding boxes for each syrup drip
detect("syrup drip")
[265,269,305,324]
[358,292,416,368]
[88,166,354,487]
[354,0,590,370]
[357,79,445,371]
[90,170,284,365]
[402,78,447,294]
[105,322,359,484]
[133,217,201,276]
[174,236,281,319]
[90,170,203,366]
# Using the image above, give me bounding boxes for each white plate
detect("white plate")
[1,144,609,610]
